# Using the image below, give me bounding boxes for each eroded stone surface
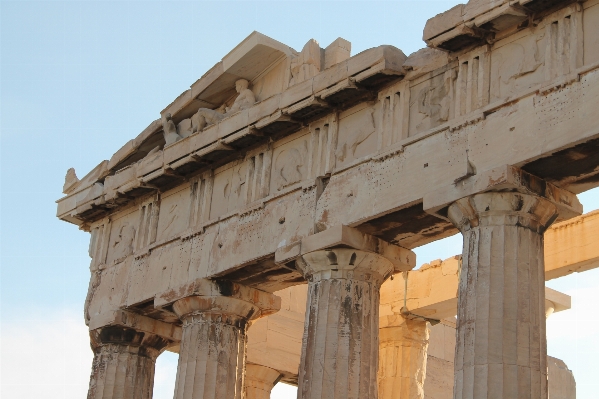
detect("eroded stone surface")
[379,318,429,399]
[296,249,397,399]
[171,287,280,399]
[547,356,576,399]
[55,1,599,397]
[448,192,559,399]
[87,326,170,399]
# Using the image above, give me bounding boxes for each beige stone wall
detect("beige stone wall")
[423,322,577,399]
[548,356,576,399]
[423,320,456,399]
[427,319,456,363]
[247,285,306,383]
[424,356,454,399]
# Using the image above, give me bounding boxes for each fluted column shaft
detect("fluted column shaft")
[175,311,247,399]
[448,192,559,399]
[378,318,429,399]
[172,284,280,399]
[296,248,395,399]
[87,326,168,399]
[244,364,282,399]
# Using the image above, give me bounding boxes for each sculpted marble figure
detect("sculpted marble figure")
[192,78,256,132]
[162,113,181,146]
[161,78,256,146]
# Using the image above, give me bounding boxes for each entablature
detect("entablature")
[59,0,599,229]
[57,34,407,227]
[424,0,586,52]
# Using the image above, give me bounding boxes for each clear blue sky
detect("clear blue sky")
[1,1,598,398]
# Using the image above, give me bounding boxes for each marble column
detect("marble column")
[244,364,282,399]
[296,248,395,399]
[172,283,280,399]
[378,317,429,399]
[87,326,169,399]
[447,192,559,399]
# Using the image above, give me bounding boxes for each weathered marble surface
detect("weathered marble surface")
[55,1,599,398]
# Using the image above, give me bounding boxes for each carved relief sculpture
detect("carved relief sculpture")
[415,69,456,132]
[491,33,545,101]
[112,224,135,263]
[54,3,599,397]
[274,140,308,191]
[335,107,376,164]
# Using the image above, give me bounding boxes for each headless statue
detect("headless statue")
[191,78,256,133]
[162,113,182,146]
[161,78,256,146]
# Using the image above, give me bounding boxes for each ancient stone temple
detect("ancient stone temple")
[56,0,599,398]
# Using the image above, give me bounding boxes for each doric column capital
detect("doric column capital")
[298,248,395,285]
[171,281,279,399]
[447,192,559,233]
[89,309,182,342]
[87,324,169,399]
[424,165,582,224]
[157,278,281,322]
[283,224,415,286]
[89,325,170,359]
[173,296,260,328]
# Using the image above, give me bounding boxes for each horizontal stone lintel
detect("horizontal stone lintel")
[88,265,573,341]
[545,208,599,280]
[87,205,599,345]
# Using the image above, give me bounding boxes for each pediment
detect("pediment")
[58,31,409,225]
[162,31,295,122]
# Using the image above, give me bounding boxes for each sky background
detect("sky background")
[1,1,598,398]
